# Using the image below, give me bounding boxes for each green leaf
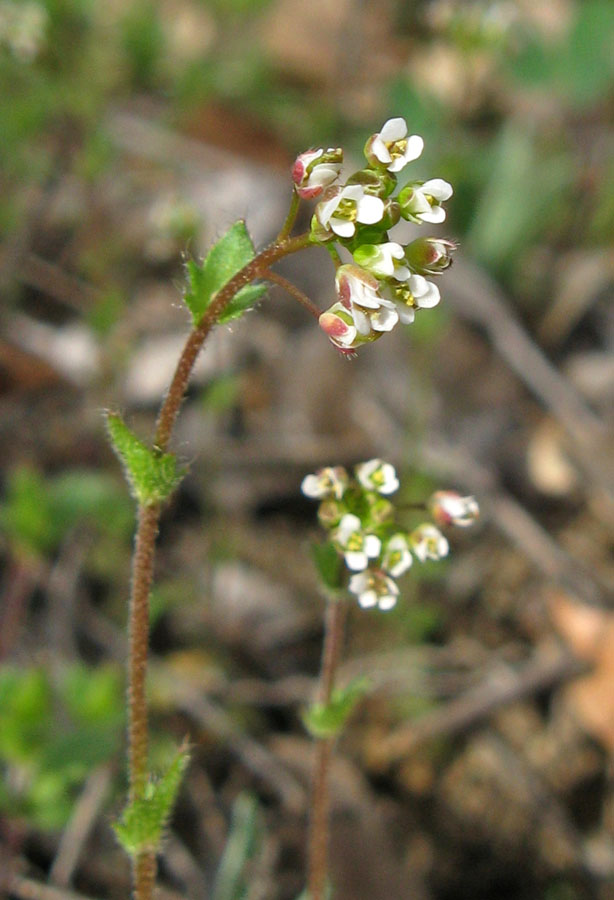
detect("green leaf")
[184,220,262,325]
[302,677,370,739]
[311,541,344,592]
[114,745,190,856]
[212,794,261,900]
[217,282,266,324]
[106,413,184,505]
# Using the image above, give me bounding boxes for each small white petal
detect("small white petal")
[379,117,407,141]
[364,534,382,558]
[395,304,415,324]
[415,281,440,309]
[378,594,397,611]
[418,206,447,225]
[345,551,368,571]
[301,474,321,497]
[356,195,385,224]
[422,178,453,201]
[370,306,399,332]
[358,590,378,608]
[405,134,424,161]
[393,264,411,282]
[331,218,356,238]
[353,307,372,335]
[370,135,392,164]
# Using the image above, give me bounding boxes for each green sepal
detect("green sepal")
[106,413,185,506]
[183,221,265,325]
[310,541,344,592]
[302,676,370,739]
[113,745,190,856]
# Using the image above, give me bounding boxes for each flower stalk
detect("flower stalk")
[125,229,311,900]
[308,596,348,900]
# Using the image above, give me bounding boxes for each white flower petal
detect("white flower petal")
[345,550,368,571]
[370,135,392,164]
[364,534,382,558]
[395,303,415,324]
[378,593,397,611]
[379,117,407,141]
[422,178,453,201]
[356,195,384,225]
[418,206,447,224]
[301,474,322,497]
[331,218,356,238]
[405,134,424,162]
[353,307,372,335]
[358,590,378,608]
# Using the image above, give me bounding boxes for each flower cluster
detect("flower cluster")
[302,460,479,611]
[292,118,456,354]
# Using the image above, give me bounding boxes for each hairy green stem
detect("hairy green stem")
[276,189,301,242]
[308,596,348,900]
[126,230,312,900]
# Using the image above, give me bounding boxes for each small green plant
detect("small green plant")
[107,117,479,900]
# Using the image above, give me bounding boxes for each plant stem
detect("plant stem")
[308,596,348,900]
[128,502,159,899]
[276,189,301,241]
[262,269,322,320]
[125,230,312,900]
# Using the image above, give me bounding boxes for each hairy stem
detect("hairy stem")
[276,189,301,242]
[126,230,312,900]
[262,269,321,320]
[308,596,348,900]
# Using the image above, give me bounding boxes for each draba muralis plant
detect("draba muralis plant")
[106,117,478,900]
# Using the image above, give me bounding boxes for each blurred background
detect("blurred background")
[1,1,613,898]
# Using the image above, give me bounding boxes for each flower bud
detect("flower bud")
[364,493,395,525]
[428,491,479,528]
[346,168,396,198]
[318,499,345,529]
[409,524,449,562]
[405,237,457,275]
[292,148,343,199]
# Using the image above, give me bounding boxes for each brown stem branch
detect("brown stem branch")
[125,230,313,900]
[308,596,348,900]
[262,269,322,320]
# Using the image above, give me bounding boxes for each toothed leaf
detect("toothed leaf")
[114,746,189,856]
[303,677,370,739]
[184,221,262,324]
[106,413,184,505]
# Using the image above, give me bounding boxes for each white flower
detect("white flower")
[333,513,381,571]
[349,569,399,611]
[352,242,411,281]
[409,524,449,562]
[381,534,413,577]
[292,147,343,199]
[301,466,349,501]
[335,265,400,338]
[399,179,453,224]
[429,491,479,527]
[355,459,399,495]
[316,184,384,239]
[366,118,424,174]
[387,273,440,325]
